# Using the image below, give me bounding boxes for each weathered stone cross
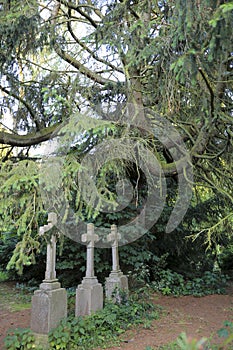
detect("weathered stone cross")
[81,223,99,278]
[31,212,67,335]
[107,224,121,272]
[105,225,128,301]
[39,212,57,281]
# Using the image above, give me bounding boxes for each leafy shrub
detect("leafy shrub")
[4,328,43,350]
[48,292,161,350]
[152,269,229,296]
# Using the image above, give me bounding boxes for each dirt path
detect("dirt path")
[103,293,233,349]
[0,282,233,349]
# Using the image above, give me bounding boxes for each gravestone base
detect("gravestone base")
[33,333,49,349]
[31,280,67,334]
[75,277,103,316]
[105,271,128,302]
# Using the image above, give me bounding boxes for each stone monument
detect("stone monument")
[31,212,67,335]
[75,223,103,316]
[105,224,128,301]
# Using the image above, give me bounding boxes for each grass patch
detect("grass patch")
[0,282,32,311]
[10,302,31,312]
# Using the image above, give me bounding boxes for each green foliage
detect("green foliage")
[0,232,46,283]
[0,270,8,282]
[48,292,160,350]
[209,2,233,28]
[0,160,45,274]
[4,328,43,350]
[0,282,32,313]
[152,269,229,296]
[217,320,233,347]
[175,333,207,350]
[0,0,232,286]
[219,241,233,273]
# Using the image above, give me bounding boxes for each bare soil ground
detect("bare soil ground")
[0,282,232,350]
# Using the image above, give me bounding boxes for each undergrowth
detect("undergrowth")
[5,320,233,350]
[4,289,161,350]
[151,269,229,296]
[48,290,161,350]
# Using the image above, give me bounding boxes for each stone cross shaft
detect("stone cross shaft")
[39,212,57,281]
[82,223,99,278]
[107,225,121,272]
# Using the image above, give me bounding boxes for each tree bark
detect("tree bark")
[0,124,60,147]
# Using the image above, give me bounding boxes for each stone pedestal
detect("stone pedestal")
[75,277,103,316]
[31,280,67,334]
[33,334,49,350]
[105,271,128,301]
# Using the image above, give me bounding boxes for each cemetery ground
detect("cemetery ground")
[0,281,233,349]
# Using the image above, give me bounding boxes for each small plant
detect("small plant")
[66,287,76,315]
[157,322,233,350]
[217,320,233,348]
[4,328,43,350]
[156,334,208,350]
[176,333,207,349]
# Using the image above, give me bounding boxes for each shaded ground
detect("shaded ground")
[103,292,233,349]
[0,282,31,349]
[0,282,233,349]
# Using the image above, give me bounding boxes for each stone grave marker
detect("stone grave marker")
[105,224,128,301]
[75,223,103,316]
[31,212,67,335]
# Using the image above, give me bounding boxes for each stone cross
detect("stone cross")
[39,212,57,281]
[107,224,121,272]
[82,223,99,278]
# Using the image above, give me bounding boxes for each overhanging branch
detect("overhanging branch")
[0,124,60,147]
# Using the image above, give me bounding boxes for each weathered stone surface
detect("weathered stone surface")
[75,224,103,316]
[81,223,99,278]
[105,225,129,301]
[105,271,128,301]
[40,280,61,290]
[31,213,67,335]
[33,333,49,349]
[31,285,67,334]
[39,212,58,282]
[75,277,103,316]
[107,224,121,272]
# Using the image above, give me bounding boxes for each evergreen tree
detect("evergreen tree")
[0,0,232,272]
